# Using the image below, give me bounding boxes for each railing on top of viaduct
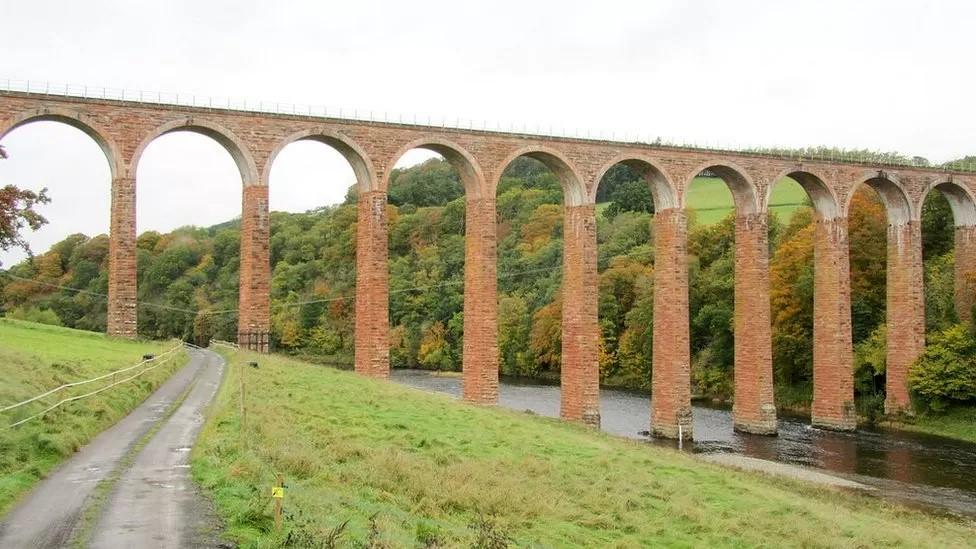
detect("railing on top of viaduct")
[3,77,974,174]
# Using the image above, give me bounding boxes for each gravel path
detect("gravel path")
[0,348,225,549]
[699,452,871,490]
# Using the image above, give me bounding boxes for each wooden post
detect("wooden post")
[239,360,247,445]
[274,473,284,531]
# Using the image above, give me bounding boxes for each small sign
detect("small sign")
[271,486,284,499]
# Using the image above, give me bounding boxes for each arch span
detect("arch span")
[264,128,376,191]
[921,180,976,227]
[683,162,758,214]
[0,107,123,178]
[769,169,840,220]
[387,137,485,198]
[130,117,259,184]
[846,173,913,224]
[592,155,677,210]
[494,146,586,205]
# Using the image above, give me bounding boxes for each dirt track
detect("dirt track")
[0,348,226,548]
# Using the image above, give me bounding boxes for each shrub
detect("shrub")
[909,324,976,412]
[6,306,62,326]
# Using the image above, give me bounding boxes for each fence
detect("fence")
[210,338,240,351]
[237,332,270,353]
[1,342,185,429]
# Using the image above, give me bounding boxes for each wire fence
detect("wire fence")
[3,77,974,173]
[210,338,240,351]
[1,342,185,429]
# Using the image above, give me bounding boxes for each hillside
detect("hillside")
[192,348,975,547]
[0,319,183,513]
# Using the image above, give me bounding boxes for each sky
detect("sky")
[2,0,975,265]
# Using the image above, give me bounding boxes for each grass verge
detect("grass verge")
[882,406,976,444]
[0,318,185,515]
[193,350,975,548]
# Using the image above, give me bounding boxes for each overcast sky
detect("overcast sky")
[2,0,975,265]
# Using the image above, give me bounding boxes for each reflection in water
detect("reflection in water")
[391,369,976,518]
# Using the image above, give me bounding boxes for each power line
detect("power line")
[0,245,657,317]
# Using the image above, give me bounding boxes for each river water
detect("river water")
[390,369,976,518]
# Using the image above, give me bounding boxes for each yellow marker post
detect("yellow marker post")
[273,474,284,531]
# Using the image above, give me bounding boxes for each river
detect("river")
[391,369,976,519]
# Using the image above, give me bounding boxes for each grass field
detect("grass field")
[0,318,185,514]
[687,176,809,225]
[193,350,975,548]
[597,177,810,226]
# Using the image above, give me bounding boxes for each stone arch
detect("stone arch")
[591,154,678,210]
[386,137,486,198]
[844,171,913,224]
[0,107,123,178]
[263,127,376,191]
[768,168,840,220]
[493,145,586,206]
[130,117,259,185]
[920,179,976,227]
[683,161,758,214]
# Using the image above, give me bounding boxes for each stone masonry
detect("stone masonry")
[2,90,975,438]
[107,177,137,338]
[354,191,390,378]
[732,212,777,434]
[650,208,692,439]
[885,221,926,414]
[561,205,600,426]
[462,197,499,403]
[238,185,271,351]
[955,225,976,323]
[811,217,856,430]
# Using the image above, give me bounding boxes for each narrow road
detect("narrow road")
[0,348,226,549]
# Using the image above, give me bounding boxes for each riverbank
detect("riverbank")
[192,350,974,547]
[881,407,976,444]
[0,319,184,515]
[397,367,976,446]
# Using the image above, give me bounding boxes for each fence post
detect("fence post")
[274,473,284,531]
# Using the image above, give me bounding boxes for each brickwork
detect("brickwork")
[954,226,976,323]
[5,90,976,437]
[238,185,271,352]
[885,221,925,414]
[811,218,856,430]
[732,213,777,434]
[462,197,499,403]
[107,177,137,338]
[561,205,600,426]
[650,208,692,440]
[355,191,390,378]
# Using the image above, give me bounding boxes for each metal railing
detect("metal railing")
[1,77,974,173]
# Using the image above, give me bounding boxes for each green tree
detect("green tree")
[909,324,976,411]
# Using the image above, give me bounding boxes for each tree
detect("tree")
[0,146,51,262]
[909,324,976,412]
[602,180,653,221]
[769,211,815,387]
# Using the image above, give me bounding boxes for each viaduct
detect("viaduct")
[2,87,975,440]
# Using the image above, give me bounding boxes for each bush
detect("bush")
[909,324,976,412]
[6,306,62,326]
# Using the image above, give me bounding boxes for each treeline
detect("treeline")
[2,157,972,412]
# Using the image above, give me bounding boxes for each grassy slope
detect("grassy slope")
[193,351,975,548]
[0,318,184,514]
[687,176,809,225]
[596,177,809,226]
